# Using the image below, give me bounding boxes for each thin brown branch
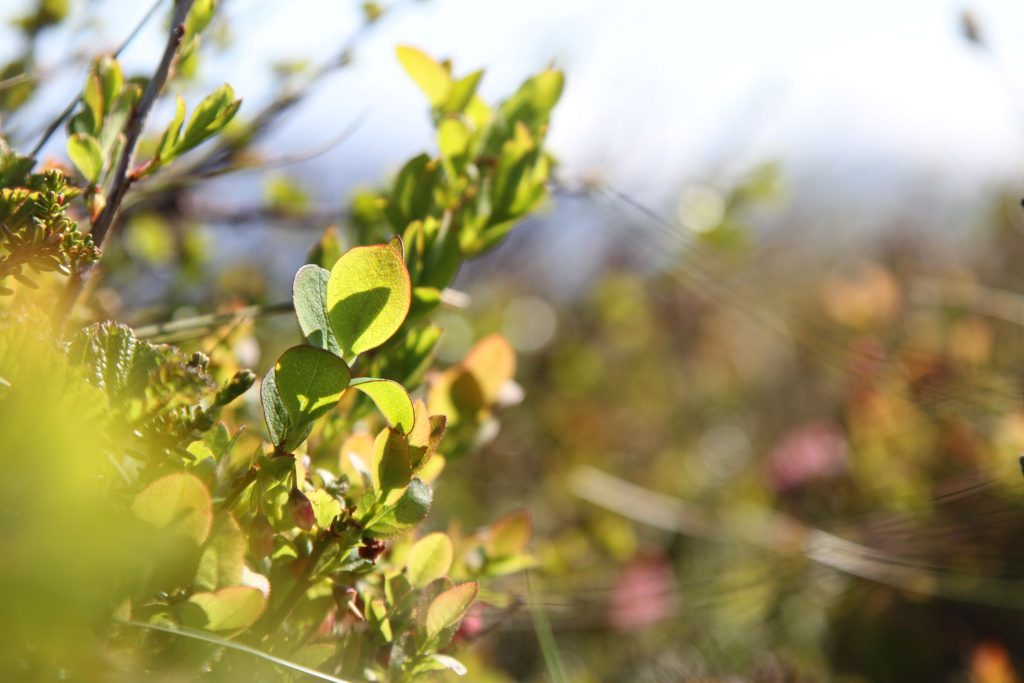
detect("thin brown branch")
[56,0,195,325]
[133,301,293,341]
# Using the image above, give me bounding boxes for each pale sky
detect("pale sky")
[5,0,1024,241]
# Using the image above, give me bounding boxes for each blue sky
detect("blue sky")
[5,0,1024,239]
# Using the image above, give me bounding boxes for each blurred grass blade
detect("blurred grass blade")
[119,620,356,682]
[526,572,568,683]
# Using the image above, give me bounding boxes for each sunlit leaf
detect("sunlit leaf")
[366,478,432,538]
[131,473,213,546]
[183,586,266,631]
[66,133,103,183]
[351,377,415,433]
[307,488,342,529]
[486,509,531,557]
[405,532,453,588]
[326,244,411,361]
[274,345,350,427]
[425,581,478,641]
[195,515,246,590]
[396,45,450,106]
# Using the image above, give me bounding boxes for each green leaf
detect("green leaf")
[405,532,453,588]
[157,96,187,161]
[425,581,478,641]
[96,55,124,111]
[293,264,339,354]
[195,515,246,590]
[82,73,104,133]
[366,478,432,538]
[183,586,266,631]
[442,70,483,114]
[307,489,342,529]
[499,68,564,134]
[409,286,442,321]
[386,154,440,228]
[185,0,217,36]
[351,377,415,433]
[260,368,289,447]
[326,244,411,361]
[131,473,213,546]
[99,84,140,165]
[407,400,445,471]
[372,426,411,493]
[486,509,531,557]
[437,118,471,164]
[274,345,350,427]
[174,84,241,155]
[66,133,103,183]
[396,45,451,106]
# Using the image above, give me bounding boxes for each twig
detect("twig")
[133,301,293,341]
[56,0,195,324]
[29,0,167,159]
[0,73,32,92]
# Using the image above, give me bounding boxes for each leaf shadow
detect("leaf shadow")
[329,287,391,354]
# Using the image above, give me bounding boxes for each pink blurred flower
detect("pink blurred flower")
[607,555,679,631]
[769,421,847,493]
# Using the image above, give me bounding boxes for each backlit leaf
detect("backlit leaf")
[405,532,453,588]
[326,244,411,361]
[425,581,478,641]
[131,473,212,546]
[66,133,103,183]
[274,345,350,427]
[184,586,266,631]
[396,45,450,106]
[351,377,415,433]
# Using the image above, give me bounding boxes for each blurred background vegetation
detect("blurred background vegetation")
[6,0,1024,681]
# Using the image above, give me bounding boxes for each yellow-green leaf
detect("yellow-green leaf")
[131,473,212,545]
[406,532,453,588]
[274,345,350,427]
[372,426,411,493]
[425,581,478,640]
[66,133,103,183]
[396,45,450,106]
[195,515,246,590]
[184,586,266,631]
[351,377,415,433]
[326,243,411,361]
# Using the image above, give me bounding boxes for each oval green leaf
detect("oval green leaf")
[184,586,267,631]
[326,244,411,361]
[293,264,339,354]
[131,472,213,545]
[260,368,289,447]
[274,345,351,427]
[195,515,246,591]
[67,133,103,183]
[351,377,415,434]
[425,581,478,640]
[396,45,450,106]
[406,532,453,588]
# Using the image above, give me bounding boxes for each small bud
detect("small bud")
[215,369,257,406]
[187,351,210,370]
[357,536,385,562]
[289,488,316,530]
